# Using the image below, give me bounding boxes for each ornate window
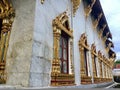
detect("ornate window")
[79,33,92,84]
[59,32,69,74]
[98,50,103,78]
[51,12,74,86]
[91,43,97,77]
[84,48,88,76]
[0,0,15,84]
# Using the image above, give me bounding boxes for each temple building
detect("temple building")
[0,0,116,88]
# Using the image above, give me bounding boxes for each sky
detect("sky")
[100,0,120,60]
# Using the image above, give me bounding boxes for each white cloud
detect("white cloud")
[116,52,120,60]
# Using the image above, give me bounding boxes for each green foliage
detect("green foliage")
[114,60,120,68]
[115,60,120,64]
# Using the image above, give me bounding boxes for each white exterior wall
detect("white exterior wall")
[5,0,110,87]
[73,1,109,85]
[72,1,95,85]
[30,0,72,87]
[6,0,36,87]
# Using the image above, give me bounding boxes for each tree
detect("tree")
[113,60,120,68]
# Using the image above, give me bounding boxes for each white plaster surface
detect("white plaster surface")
[29,0,71,87]
[6,0,36,87]
[4,0,111,88]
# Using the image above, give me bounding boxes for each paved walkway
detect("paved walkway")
[0,82,114,89]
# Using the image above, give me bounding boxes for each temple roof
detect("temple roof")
[85,0,116,58]
[91,0,112,39]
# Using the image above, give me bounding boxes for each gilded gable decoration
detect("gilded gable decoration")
[0,0,15,84]
[52,12,73,37]
[91,43,97,56]
[71,0,81,16]
[51,12,74,86]
[79,33,89,50]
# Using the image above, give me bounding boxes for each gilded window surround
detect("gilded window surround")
[79,33,92,84]
[51,12,74,86]
[98,51,103,78]
[0,0,15,84]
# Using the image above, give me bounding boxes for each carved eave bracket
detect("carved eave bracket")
[71,0,81,16]
[93,13,103,29]
[103,32,109,42]
[98,24,106,38]
[84,0,96,17]
[106,40,114,53]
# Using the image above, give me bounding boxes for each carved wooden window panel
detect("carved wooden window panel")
[94,55,97,76]
[0,19,2,43]
[100,61,103,77]
[59,32,69,74]
[0,19,2,33]
[84,48,88,76]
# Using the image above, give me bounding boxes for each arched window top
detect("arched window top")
[79,33,89,50]
[80,33,88,45]
[98,50,102,59]
[91,43,96,53]
[53,12,70,29]
[52,11,73,37]
[103,55,106,60]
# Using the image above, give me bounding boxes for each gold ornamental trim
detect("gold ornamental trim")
[0,0,15,84]
[0,0,15,19]
[51,11,74,86]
